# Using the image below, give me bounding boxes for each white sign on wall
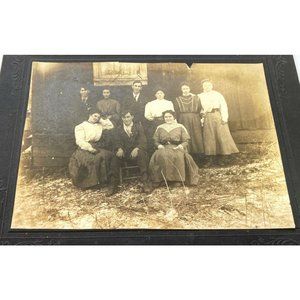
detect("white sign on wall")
[93,62,148,86]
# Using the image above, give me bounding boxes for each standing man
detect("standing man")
[106,109,152,196]
[80,87,91,112]
[122,80,148,126]
[77,87,93,123]
[96,87,121,126]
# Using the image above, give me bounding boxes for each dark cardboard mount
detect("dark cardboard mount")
[0,55,300,245]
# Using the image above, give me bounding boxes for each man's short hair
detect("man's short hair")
[132,80,142,86]
[121,109,134,117]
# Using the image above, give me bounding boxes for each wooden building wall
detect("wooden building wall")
[29,62,275,167]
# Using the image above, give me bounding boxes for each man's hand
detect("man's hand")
[158,144,165,150]
[221,120,227,125]
[116,148,124,158]
[130,147,139,158]
[174,144,184,150]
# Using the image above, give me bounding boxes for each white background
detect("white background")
[0,1,299,299]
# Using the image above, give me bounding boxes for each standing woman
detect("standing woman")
[144,89,175,149]
[96,87,121,126]
[174,83,204,158]
[149,110,200,187]
[198,79,239,160]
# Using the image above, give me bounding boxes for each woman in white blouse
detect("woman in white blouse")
[198,79,239,158]
[68,110,114,189]
[145,89,175,122]
[144,89,175,152]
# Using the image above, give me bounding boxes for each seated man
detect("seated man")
[107,110,152,196]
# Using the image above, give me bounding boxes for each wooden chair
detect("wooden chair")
[119,161,141,184]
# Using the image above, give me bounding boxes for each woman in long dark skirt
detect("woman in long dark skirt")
[149,110,200,188]
[68,110,113,189]
[174,83,204,161]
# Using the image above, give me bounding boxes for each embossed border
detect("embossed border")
[0,55,300,245]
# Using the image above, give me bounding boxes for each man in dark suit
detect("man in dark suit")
[107,109,152,196]
[121,80,148,126]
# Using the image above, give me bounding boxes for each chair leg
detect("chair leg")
[120,168,123,184]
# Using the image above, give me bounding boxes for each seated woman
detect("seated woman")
[144,89,174,152]
[68,109,114,189]
[149,110,200,187]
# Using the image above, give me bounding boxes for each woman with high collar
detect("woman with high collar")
[144,89,175,152]
[198,79,239,161]
[149,110,200,188]
[68,109,114,189]
[174,82,204,160]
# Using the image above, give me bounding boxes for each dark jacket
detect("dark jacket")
[114,122,147,156]
[121,93,148,125]
[92,128,115,152]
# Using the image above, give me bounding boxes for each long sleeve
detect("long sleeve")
[96,101,102,114]
[169,101,175,112]
[144,102,154,120]
[75,125,94,152]
[219,93,229,123]
[153,128,161,148]
[110,127,122,151]
[196,95,204,116]
[180,126,190,149]
[173,98,181,120]
[110,101,121,124]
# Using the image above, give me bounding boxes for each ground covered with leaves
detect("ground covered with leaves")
[12,143,295,229]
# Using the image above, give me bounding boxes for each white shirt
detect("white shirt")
[75,121,103,152]
[133,93,140,102]
[144,99,175,121]
[123,122,133,137]
[198,91,229,123]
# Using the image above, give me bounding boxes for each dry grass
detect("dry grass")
[11,143,295,229]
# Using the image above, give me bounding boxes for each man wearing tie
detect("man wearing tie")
[106,109,152,196]
[121,80,148,126]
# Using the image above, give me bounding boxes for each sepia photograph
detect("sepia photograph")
[11,61,295,230]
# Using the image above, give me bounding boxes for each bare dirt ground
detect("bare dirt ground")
[11,143,295,229]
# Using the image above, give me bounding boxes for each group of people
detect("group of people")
[69,79,239,196]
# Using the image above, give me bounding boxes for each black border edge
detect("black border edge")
[1,55,300,245]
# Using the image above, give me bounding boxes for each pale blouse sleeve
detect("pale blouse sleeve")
[198,94,205,114]
[196,95,204,115]
[75,125,94,152]
[169,101,175,112]
[219,93,229,123]
[144,102,154,121]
